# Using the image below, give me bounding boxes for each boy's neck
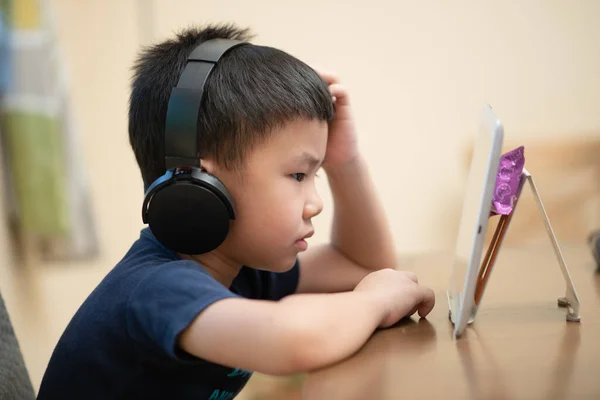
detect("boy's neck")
[178,251,242,288]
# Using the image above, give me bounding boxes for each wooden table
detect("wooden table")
[252,244,600,400]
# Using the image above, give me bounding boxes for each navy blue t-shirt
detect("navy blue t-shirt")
[37,228,299,400]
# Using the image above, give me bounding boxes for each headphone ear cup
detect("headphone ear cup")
[146,172,235,255]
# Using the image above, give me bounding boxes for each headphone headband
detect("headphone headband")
[142,38,244,254]
[164,39,248,170]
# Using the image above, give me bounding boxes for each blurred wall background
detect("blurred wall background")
[1,0,600,393]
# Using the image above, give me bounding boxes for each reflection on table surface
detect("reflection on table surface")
[247,244,600,400]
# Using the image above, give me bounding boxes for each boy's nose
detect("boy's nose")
[303,192,323,220]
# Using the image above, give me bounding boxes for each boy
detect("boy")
[37,24,435,399]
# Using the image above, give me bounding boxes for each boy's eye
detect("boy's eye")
[291,173,306,182]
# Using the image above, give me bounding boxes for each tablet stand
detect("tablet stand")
[471,168,581,323]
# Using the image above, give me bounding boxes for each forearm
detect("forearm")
[325,156,396,270]
[277,290,385,371]
[179,291,385,376]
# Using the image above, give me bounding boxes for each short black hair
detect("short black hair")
[128,23,334,187]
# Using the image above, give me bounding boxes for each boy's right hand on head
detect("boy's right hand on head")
[354,269,435,328]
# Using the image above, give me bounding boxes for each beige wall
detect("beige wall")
[2,0,600,391]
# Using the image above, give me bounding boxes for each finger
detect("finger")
[312,67,340,85]
[328,83,347,98]
[403,271,418,284]
[407,305,419,317]
[417,288,436,318]
[328,83,349,106]
[322,71,340,85]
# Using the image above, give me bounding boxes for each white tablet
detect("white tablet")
[447,105,504,337]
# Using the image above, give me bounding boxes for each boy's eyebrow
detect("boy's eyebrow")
[295,152,324,169]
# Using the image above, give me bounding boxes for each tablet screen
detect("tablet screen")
[448,106,503,331]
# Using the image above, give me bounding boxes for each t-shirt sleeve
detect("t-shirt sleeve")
[126,261,240,361]
[259,258,300,300]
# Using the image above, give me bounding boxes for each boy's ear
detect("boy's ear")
[199,158,218,175]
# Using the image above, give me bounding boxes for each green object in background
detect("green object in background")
[1,110,69,236]
[0,0,98,261]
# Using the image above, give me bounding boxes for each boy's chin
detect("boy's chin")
[251,255,298,273]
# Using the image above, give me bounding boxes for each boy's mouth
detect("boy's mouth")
[294,230,314,251]
[299,230,314,241]
[295,239,308,251]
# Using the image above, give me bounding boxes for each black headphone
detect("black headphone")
[141,39,248,255]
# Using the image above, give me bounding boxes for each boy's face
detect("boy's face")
[209,118,327,272]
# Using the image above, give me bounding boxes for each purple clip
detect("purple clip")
[491,146,525,215]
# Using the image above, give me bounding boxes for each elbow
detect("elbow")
[332,243,395,272]
[365,250,397,272]
[365,254,398,272]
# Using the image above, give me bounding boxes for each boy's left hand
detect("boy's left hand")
[316,70,360,170]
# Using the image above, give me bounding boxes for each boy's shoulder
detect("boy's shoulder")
[55,228,301,362]
[59,227,301,351]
